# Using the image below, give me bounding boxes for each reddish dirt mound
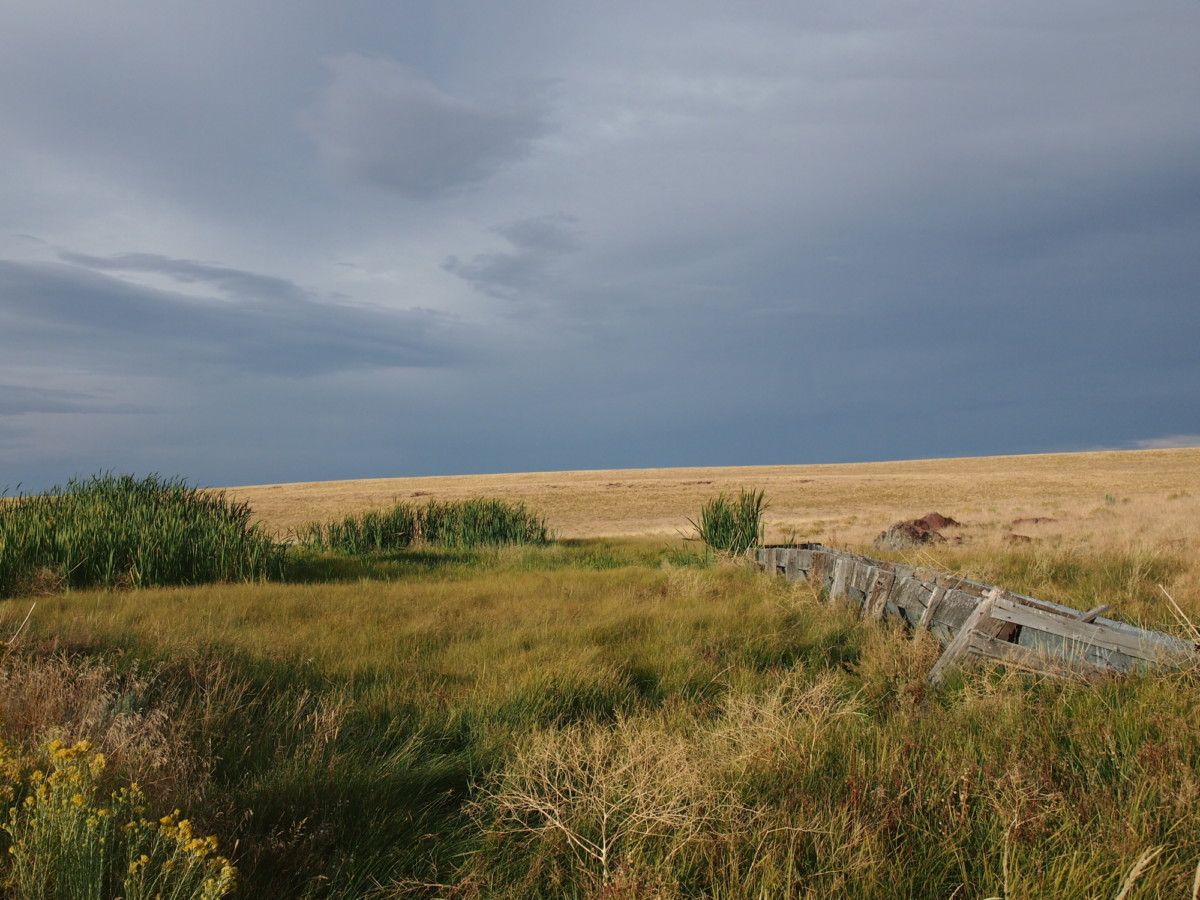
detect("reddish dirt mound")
[914,512,962,531]
[1004,533,1034,543]
[874,512,963,548]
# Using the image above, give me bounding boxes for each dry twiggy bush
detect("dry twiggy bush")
[473,714,747,888]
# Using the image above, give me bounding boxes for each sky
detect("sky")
[2,1,1198,492]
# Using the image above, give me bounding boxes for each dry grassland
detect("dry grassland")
[8,447,1200,898]
[228,447,1200,550]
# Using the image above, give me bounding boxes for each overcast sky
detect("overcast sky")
[2,1,1198,492]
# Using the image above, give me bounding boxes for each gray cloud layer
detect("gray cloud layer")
[0,256,465,378]
[443,215,579,299]
[305,55,545,198]
[1,1,1197,490]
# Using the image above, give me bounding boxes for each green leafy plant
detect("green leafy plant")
[689,488,768,555]
[1,738,235,900]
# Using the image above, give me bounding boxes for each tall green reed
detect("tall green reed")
[689,488,768,555]
[0,473,285,596]
[297,497,549,553]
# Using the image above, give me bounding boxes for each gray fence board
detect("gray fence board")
[756,543,1197,681]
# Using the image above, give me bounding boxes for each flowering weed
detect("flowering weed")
[1,738,235,900]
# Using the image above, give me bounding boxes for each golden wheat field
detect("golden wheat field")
[229,447,1200,548]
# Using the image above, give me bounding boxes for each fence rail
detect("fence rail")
[758,544,1197,682]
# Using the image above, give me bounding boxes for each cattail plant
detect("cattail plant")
[689,488,768,555]
[0,473,285,596]
[297,497,549,553]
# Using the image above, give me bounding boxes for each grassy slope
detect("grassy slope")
[3,449,1200,899]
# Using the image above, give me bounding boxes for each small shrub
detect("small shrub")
[471,716,742,889]
[1,738,236,900]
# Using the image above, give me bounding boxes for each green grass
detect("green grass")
[3,535,1200,898]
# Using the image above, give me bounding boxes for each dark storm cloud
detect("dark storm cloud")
[305,55,545,198]
[443,215,579,299]
[1,1,1198,490]
[0,256,466,377]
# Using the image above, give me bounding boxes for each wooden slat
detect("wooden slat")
[927,589,983,633]
[1001,593,1190,651]
[809,550,832,595]
[1078,604,1112,624]
[1016,628,1135,673]
[831,557,850,601]
[967,633,1112,680]
[990,597,1192,664]
[865,569,896,619]
[978,590,1020,643]
[901,578,936,620]
[929,589,999,685]
[918,586,946,631]
[760,544,1196,680]
[854,560,877,594]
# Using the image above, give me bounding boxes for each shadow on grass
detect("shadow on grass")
[282,538,707,583]
[282,547,483,582]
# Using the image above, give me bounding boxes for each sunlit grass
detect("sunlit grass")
[4,519,1200,897]
[296,496,549,552]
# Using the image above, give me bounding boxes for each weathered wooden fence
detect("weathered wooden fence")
[758,544,1197,682]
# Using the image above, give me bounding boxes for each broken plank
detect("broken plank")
[1078,604,1112,624]
[865,569,896,619]
[929,589,999,685]
[918,586,947,631]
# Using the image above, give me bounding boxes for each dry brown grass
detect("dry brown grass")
[0,649,212,804]
[227,448,1200,548]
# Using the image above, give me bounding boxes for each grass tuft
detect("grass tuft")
[689,489,768,555]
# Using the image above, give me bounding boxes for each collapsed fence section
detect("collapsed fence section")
[758,544,1197,682]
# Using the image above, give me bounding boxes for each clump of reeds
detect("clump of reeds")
[297,497,549,552]
[294,504,419,554]
[689,488,768,555]
[0,473,285,597]
[420,497,550,548]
